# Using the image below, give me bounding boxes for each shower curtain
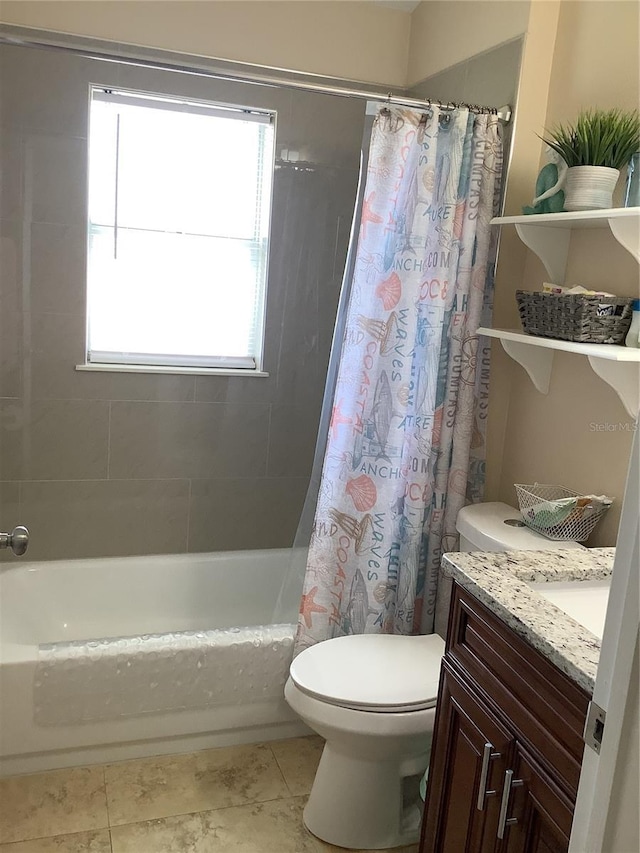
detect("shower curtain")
[295,106,503,651]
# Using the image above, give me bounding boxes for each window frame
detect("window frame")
[79,83,277,377]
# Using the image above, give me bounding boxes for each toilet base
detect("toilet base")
[303,740,428,850]
[284,651,439,851]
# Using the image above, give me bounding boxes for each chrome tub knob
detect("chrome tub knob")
[0,525,29,556]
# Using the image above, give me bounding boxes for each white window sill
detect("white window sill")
[76,364,270,378]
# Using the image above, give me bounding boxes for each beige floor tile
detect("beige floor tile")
[270,736,324,796]
[110,812,209,853]
[300,800,419,853]
[314,838,418,853]
[0,767,108,845]
[0,829,111,852]
[104,743,289,827]
[110,797,317,853]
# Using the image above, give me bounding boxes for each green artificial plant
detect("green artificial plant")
[541,108,640,170]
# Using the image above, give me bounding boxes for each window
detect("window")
[86,86,275,372]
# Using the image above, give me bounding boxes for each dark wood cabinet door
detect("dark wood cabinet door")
[447,585,589,798]
[420,662,514,853]
[419,586,586,853]
[496,743,573,853]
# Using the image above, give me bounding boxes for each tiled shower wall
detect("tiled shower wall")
[0,44,365,561]
[408,39,523,112]
[409,38,523,197]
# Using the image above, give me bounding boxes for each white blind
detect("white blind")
[87,87,275,369]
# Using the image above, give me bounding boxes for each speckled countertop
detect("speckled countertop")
[441,548,615,695]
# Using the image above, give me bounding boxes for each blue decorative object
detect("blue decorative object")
[522,147,568,215]
[624,153,640,207]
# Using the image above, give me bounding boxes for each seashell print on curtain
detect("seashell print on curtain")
[295,106,503,651]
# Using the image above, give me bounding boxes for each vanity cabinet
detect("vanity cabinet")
[419,583,590,853]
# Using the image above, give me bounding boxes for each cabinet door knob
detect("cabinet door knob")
[497,769,524,839]
[476,742,501,811]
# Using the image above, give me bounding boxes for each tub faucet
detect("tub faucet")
[0,525,29,556]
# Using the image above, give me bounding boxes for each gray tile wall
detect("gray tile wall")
[0,44,364,561]
[409,38,524,196]
[408,39,523,112]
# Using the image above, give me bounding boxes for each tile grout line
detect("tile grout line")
[0,829,114,849]
[103,763,115,853]
[104,792,304,832]
[103,765,112,827]
[265,402,273,477]
[185,478,192,551]
[267,742,295,799]
[106,401,112,479]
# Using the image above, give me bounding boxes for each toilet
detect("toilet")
[285,501,584,849]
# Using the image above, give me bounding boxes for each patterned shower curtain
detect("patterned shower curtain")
[296,106,503,651]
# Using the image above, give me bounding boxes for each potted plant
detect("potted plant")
[542,108,640,211]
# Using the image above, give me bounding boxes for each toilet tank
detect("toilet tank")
[456,502,585,552]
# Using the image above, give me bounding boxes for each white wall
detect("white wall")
[493,0,639,545]
[0,0,412,86]
[602,635,640,853]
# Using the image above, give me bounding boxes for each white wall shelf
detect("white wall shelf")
[491,207,640,283]
[478,327,640,417]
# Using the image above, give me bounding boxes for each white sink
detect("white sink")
[527,579,611,639]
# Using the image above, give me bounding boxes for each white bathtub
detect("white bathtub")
[0,549,307,776]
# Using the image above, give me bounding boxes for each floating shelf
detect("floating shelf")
[492,207,640,283]
[478,327,640,417]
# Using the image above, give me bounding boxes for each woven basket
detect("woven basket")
[514,483,611,542]
[516,290,634,344]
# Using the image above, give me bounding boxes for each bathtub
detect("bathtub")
[0,549,307,776]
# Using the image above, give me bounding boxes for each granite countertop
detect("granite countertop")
[441,547,616,695]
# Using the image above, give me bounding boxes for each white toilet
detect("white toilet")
[285,501,584,849]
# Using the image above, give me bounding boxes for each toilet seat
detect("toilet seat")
[290,633,445,713]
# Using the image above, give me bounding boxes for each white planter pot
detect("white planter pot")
[564,166,620,211]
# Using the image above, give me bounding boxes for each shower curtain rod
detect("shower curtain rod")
[0,30,512,124]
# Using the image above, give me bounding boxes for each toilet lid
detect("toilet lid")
[290,633,445,712]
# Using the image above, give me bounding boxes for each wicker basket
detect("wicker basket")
[516,290,634,344]
[515,483,611,542]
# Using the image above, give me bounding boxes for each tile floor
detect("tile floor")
[0,737,419,853]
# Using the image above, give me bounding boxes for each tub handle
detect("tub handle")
[0,525,29,556]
